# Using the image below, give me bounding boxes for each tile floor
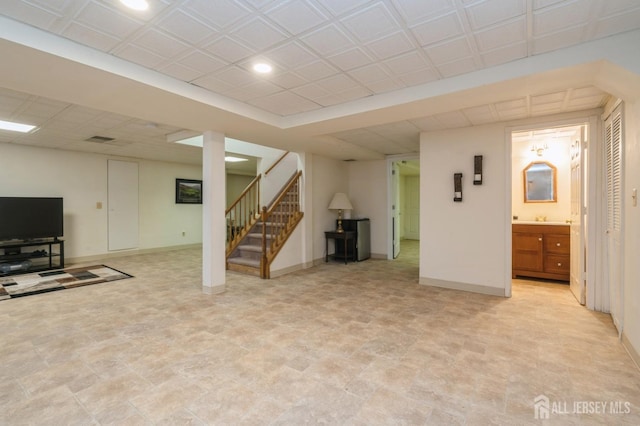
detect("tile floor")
[1,242,639,425]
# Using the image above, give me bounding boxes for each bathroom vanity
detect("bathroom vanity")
[512,223,570,282]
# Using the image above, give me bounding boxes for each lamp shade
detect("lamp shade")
[328,193,353,210]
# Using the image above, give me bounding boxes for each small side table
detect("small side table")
[325,231,356,264]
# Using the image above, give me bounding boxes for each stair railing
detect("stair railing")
[226,174,261,256]
[260,170,304,278]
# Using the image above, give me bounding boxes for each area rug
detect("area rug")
[0,265,133,301]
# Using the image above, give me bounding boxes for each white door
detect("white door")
[405,175,420,240]
[605,106,624,333]
[569,128,586,304]
[108,160,139,251]
[392,162,401,258]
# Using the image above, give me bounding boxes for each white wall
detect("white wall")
[311,155,348,261]
[226,173,254,207]
[420,124,507,292]
[623,99,640,365]
[348,160,388,257]
[512,136,571,222]
[0,143,202,259]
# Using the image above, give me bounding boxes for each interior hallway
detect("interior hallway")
[1,247,638,425]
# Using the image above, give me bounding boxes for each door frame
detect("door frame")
[386,154,419,260]
[505,114,600,304]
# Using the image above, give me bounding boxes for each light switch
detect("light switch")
[633,188,637,207]
[96,202,103,209]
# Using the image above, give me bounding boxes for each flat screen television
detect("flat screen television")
[0,197,64,241]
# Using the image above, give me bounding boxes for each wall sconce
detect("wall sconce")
[453,173,463,202]
[531,143,548,156]
[328,192,353,232]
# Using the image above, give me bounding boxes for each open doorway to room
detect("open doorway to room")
[388,157,420,266]
[510,122,590,305]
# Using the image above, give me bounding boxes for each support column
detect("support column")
[202,130,226,294]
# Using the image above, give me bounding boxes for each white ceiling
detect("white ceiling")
[0,0,638,161]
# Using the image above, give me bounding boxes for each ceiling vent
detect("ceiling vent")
[85,135,115,143]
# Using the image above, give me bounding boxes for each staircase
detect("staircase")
[226,170,303,278]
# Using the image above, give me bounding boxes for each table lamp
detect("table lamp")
[328,192,353,233]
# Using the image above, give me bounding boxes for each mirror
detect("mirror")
[523,161,557,203]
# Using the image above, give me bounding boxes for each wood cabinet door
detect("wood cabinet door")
[513,233,543,271]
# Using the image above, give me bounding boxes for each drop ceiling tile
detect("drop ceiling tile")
[382,51,430,76]
[410,115,444,131]
[410,12,463,46]
[223,81,282,102]
[531,102,563,115]
[269,71,307,89]
[391,0,455,25]
[424,37,472,65]
[474,18,526,52]
[265,42,317,69]
[299,24,355,56]
[315,74,360,93]
[0,1,60,30]
[231,17,288,51]
[341,2,400,43]
[248,91,320,115]
[365,78,405,94]
[465,0,526,30]
[61,22,121,52]
[434,111,472,128]
[294,60,339,81]
[132,28,191,58]
[480,42,527,67]
[116,44,165,69]
[316,0,372,17]
[495,98,527,111]
[292,83,329,100]
[531,91,566,105]
[183,0,252,30]
[266,0,327,35]
[365,31,415,60]
[566,95,608,109]
[532,25,585,54]
[313,94,344,107]
[204,36,255,63]
[396,68,438,86]
[177,51,226,74]
[337,86,373,102]
[571,86,606,99]
[210,66,257,87]
[76,1,141,40]
[593,7,640,38]
[159,63,201,82]
[462,104,498,125]
[327,48,373,71]
[158,9,215,45]
[190,74,236,93]
[348,64,392,84]
[533,0,591,36]
[436,57,478,78]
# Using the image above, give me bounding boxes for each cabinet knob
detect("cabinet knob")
[538,238,542,241]
[557,263,562,267]
[556,243,561,247]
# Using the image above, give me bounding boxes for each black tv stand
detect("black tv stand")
[0,239,64,276]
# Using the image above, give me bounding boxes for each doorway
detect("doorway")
[388,157,420,264]
[510,123,589,304]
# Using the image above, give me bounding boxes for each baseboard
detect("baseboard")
[270,262,305,278]
[66,243,201,265]
[622,332,640,371]
[419,277,506,297]
[202,284,225,295]
[370,253,386,260]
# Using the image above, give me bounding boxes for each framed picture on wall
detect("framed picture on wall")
[175,178,203,204]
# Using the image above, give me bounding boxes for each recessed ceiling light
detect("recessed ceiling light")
[120,0,149,11]
[0,119,37,133]
[225,156,249,163]
[253,63,272,74]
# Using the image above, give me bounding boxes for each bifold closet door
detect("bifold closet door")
[108,160,139,251]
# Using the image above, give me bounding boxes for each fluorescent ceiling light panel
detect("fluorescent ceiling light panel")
[120,0,149,11]
[0,119,37,133]
[225,156,249,162]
